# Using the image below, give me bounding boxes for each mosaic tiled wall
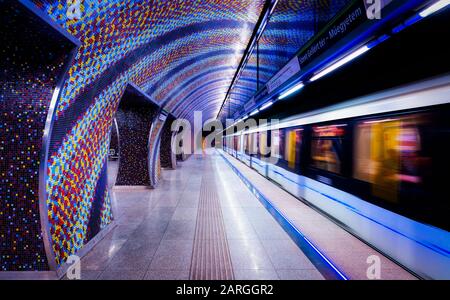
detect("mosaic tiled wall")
[225,51,259,118]
[13,0,265,269]
[160,115,176,169]
[3,0,356,272]
[115,86,158,186]
[32,0,264,124]
[0,1,76,271]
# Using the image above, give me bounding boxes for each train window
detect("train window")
[311,124,346,174]
[243,134,249,154]
[284,128,303,170]
[226,137,230,151]
[244,133,257,155]
[271,130,282,159]
[229,136,233,153]
[353,115,430,203]
[258,131,270,158]
[271,127,303,171]
[249,133,257,155]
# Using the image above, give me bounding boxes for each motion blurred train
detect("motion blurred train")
[222,76,450,279]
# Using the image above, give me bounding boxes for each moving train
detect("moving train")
[222,76,450,279]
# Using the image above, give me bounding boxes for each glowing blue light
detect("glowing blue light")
[249,109,259,116]
[419,0,450,18]
[310,45,371,82]
[278,82,305,100]
[259,101,273,111]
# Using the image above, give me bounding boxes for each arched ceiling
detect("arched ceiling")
[32,0,266,122]
[219,0,351,120]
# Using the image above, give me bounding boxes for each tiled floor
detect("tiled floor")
[75,153,324,280]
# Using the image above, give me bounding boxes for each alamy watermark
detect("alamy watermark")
[66,255,81,280]
[66,0,82,20]
[367,255,382,279]
[365,0,385,20]
[65,1,385,21]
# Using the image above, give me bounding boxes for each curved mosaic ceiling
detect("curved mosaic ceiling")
[220,0,352,120]
[32,0,266,122]
[22,0,267,267]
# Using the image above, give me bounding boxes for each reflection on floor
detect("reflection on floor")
[74,153,323,280]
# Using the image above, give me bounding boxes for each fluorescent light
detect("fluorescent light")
[260,101,273,111]
[270,0,279,15]
[419,0,450,18]
[233,115,248,124]
[310,45,371,82]
[278,82,305,100]
[249,109,259,116]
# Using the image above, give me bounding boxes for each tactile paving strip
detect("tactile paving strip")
[189,161,234,280]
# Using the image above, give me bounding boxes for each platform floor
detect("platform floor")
[77,153,323,280]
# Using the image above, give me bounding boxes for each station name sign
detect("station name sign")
[263,0,370,97]
[298,2,366,67]
[267,57,301,94]
[241,0,394,114]
[243,97,256,111]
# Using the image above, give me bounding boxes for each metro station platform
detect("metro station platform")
[2,0,450,284]
[71,152,415,280]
